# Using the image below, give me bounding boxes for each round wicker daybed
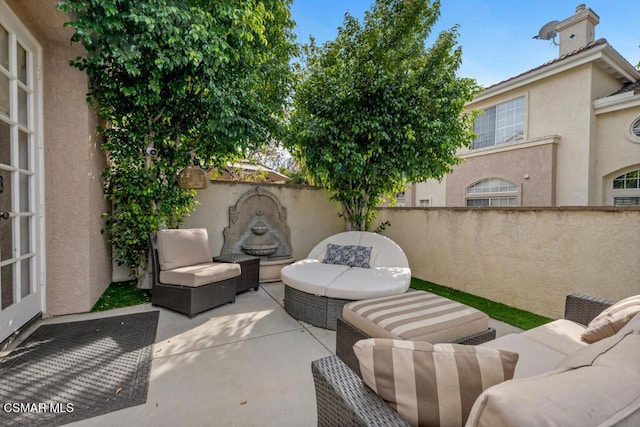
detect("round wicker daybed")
[281,231,411,330]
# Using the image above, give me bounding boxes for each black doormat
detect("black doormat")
[0,311,159,426]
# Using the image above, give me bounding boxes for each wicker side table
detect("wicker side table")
[213,254,260,293]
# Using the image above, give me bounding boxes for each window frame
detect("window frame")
[472,96,526,150]
[465,178,519,207]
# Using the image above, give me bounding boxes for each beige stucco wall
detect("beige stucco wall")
[596,106,640,205]
[376,207,640,319]
[182,182,345,261]
[7,0,111,316]
[445,138,557,206]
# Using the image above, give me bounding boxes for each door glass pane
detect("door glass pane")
[20,216,29,254]
[1,121,12,262]
[20,257,31,297]
[19,172,28,212]
[18,87,27,126]
[18,130,28,170]
[1,264,13,309]
[0,25,8,70]
[0,73,9,117]
[17,44,27,85]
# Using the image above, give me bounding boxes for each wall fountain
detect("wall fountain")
[221,187,295,282]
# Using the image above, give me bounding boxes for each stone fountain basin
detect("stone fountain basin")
[241,242,278,257]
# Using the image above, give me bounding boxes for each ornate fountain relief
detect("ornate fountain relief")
[222,187,294,281]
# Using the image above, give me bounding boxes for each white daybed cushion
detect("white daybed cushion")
[280,259,350,296]
[357,232,409,268]
[324,266,411,299]
[307,231,362,259]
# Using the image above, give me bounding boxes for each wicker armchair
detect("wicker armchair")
[312,293,614,426]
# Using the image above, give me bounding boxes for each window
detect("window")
[418,199,430,207]
[612,170,639,189]
[613,197,640,206]
[466,178,517,207]
[473,97,525,149]
[632,118,640,139]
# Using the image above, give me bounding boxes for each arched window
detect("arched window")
[466,178,517,207]
[612,169,640,206]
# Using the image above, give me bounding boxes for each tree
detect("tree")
[287,0,480,230]
[58,0,296,275]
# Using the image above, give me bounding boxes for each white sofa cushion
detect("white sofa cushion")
[280,259,350,296]
[159,262,240,287]
[520,319,588,355]
[478,333,565,379]
[467,330,640,427]
[324,266,410,299]
[157,228,212,270]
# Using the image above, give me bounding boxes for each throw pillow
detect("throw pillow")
[353,338,518,427]
[581,294,640,343]
[322,244,372,268]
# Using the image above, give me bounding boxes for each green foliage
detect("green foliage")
[91,281,152,312]
[57,0,296,272]
[411,278,552,330]
[288,0,480,230]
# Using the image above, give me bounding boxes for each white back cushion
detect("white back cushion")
[157,228,212,270]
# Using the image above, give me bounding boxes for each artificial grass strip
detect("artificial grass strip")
[92,281,152,312]
[411,277,552,330]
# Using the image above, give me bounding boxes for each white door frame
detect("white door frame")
[0,0,45,343]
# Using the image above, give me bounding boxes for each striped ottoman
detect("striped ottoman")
[337,291,496,375]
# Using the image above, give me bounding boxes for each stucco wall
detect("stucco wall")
[445,139,557,206]
[376,207,640,319]
[183,182,345,261]
[7,0,111,316]
[597,106,640,204]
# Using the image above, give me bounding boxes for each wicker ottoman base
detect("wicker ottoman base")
[284,286,352,330]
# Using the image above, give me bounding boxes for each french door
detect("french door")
[0,2,44,343]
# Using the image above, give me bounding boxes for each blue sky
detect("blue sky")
[290,1,639,87]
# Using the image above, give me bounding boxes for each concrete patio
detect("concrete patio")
[7,282,522,426]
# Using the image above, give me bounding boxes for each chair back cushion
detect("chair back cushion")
[157,228,213,270]
[354,338,518,427]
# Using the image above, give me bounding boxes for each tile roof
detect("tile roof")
[609,80,640,96]
[483,38,609,91]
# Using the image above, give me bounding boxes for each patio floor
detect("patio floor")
[5,282,522,426]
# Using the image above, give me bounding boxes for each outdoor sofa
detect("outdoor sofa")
[312,293,640,426]
[281,231,411,330]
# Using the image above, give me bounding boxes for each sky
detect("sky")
[290,0,640,87]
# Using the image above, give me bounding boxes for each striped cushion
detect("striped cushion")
[343,291,489,343]
[354,338,518,427]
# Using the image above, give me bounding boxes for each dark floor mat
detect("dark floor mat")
[0,311,159,426]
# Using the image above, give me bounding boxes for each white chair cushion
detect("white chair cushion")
[324,266,410,299]
[159,262,240,287]
[357,232,409,267]
[280,259,350,296]
[157,228,212,270]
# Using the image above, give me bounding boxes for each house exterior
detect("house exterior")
[1,0,111,343]
[408,5,640,208]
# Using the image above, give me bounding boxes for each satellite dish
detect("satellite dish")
[533,20,559,42]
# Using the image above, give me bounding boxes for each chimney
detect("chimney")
[555,4,599,56]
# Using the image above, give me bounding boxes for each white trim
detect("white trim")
[594,91,640,115]
[460,135,560,159]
